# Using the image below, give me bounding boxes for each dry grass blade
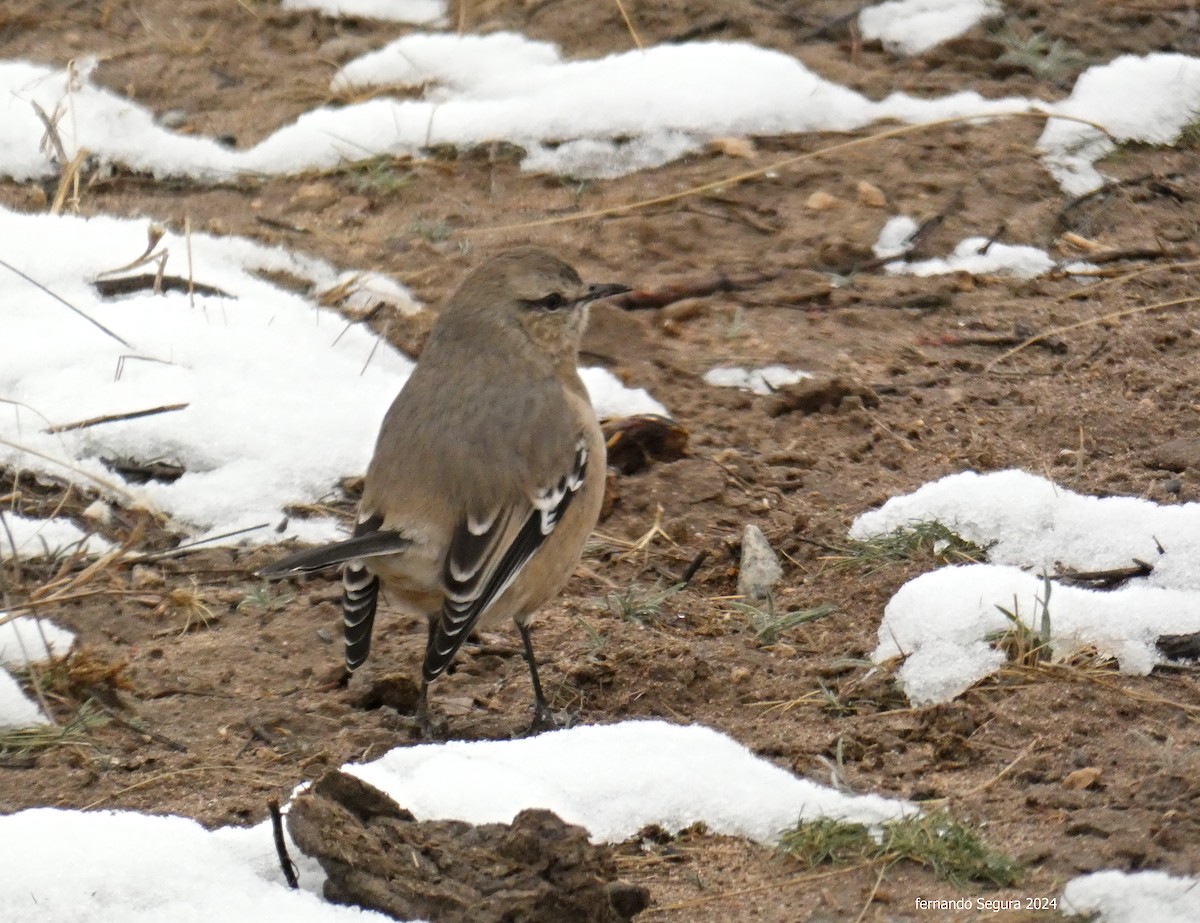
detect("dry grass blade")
[45,403,189,435]
[986,294,1200,370]
[613,0,644,48]
[50,147,90,215]
[29,511,148,606]
[1057,257,1200,303]
[0,700,108,756]
[831,521,991,574]
[0,258,133,349]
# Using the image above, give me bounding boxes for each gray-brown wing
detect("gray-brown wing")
[422,436,589,682]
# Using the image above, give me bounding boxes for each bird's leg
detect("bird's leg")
[517,620,558,733]
[415,617,441,740]
[415,680,438,740]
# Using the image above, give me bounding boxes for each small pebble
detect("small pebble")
[737,524,783,602]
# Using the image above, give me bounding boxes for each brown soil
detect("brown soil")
[3,2,1200,921]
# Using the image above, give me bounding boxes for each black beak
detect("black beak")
[582,282,632,304]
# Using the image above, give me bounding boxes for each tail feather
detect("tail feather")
[343,563,379,671]
[257,530,409,577]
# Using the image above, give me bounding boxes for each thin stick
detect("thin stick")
[30,100,67,163]
[0,510,22,588]
[269,799,300,889]
[46,403,189,434]
[50,148,90,215]
[185,215,196,311]
[469,111,1112,236]
[985,294,1200,371]
[853,861,892,923]
[92,700,188,753]
[678,549,709,586]
[945,738,1039,802]
[124,522,271,563]
[1057,258,1200,303]
[0,257,133,348]
[613,0,644,48]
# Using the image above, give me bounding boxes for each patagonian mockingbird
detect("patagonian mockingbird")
[259,247,628,735]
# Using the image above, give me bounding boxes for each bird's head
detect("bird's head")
[448,247,629,365]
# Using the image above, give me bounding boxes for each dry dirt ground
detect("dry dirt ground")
[3,1,1200,921]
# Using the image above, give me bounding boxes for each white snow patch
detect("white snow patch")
[282,0,446,24]
[886,236,1056,279]
[0,615,76,667]
[1038,53,1200,195]
[1063,870,1200,923]
[873,218,1098,278]
[860,0,1001,56]
[872,564,1200,705]
[0,615,76,728]
[852,469,1200,585]
[343,720,915,843]
[872,215,920,258]
[582,367,669,419]
[0,513,111,560]
[854,470,1200,703]
[2,39,1198,190]
[703,365,812,395]
[0,667,49,728]
[0,809,380,923]
[0,720,913,920]
[0,207,415,546]
[0,38,1038,183]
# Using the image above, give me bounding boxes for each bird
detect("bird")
[259,247,629,735]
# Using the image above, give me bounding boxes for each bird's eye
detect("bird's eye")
[533,292,567,311]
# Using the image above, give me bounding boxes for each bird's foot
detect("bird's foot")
[413,685,445,740]
[524,704,578,737]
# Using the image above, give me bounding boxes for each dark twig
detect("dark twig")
[664,17,731,43]
[255,216,311,235]
[92,700,188,752]
[976,223,1007,255]
[920,329,1067,354]
[678,549,710,587]
[269,799,299,889]
[0,256,132,348]
[1157,631,1200,662]
[610,269,784,311]
[1054,558,1153,590]
[94,274,231,299]
[794,534,850,555]
[47,403,189,434]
